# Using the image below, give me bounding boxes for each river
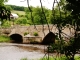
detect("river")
[0,43,46,60]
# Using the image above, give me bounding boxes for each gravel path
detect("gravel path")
[0,43,45,60]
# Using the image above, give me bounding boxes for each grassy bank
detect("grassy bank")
[20,56,80,60]
[0,35,10,42]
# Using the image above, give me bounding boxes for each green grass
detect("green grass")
[0,35,10,42]
[11,10,25,15]
[40,56,80,60]
[74,56,80,60]
[20,56,80,60]
[40,56,67,60]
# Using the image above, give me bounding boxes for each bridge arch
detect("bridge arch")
[10,33,23,43]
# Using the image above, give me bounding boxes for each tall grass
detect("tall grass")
[40,56,80,60]
[0,35,10,42]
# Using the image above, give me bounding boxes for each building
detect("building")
[10,13,19,19]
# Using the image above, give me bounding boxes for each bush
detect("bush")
[40,56,69,60]
[1,21,11,28]
[24,32,29,36]
[15,17,27,25]
[0,35,10,42]
[74,56,80,60]
[33,32,38,36]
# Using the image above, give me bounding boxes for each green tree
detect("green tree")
[25,6,32,24]
[32,6,46,24]
[10,5,25,11]
[25,6,51,25]
[50,0,80,60]
[49,0,73,58]
[5,5,12,11]
[15,17,27,25]
[0,0,8,6]
[63,0,80,60]
[0,0,11,22]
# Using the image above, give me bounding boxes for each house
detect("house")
[10,13,19,19]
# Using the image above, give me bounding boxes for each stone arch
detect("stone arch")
[41,32,56,45]
[10,34,23,43]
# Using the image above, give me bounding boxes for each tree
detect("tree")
[25,6,51,25]
[15,17,27,25]
[25,6,33,24]
[5,5,12,11]
[66,0,80,15]
[0,0,11,22]
[0,0,8,6]
[8,5,25,11]
[50,1,77,60]
[62,0,80,60]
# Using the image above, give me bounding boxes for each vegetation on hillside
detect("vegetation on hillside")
[6,5,25,11]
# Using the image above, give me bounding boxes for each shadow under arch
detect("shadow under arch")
[41,32,56,45]
[10,34,23,43]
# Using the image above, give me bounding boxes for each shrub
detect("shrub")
[40,56,68,60]
[0,35,10,42]
[1,21,11,28]
[15,17,27,25]
[24,32,29,36]
[33,32,38,36]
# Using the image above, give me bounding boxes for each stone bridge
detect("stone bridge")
[1,25,57,37]
[0,25,74,43]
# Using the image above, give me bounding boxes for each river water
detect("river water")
[0,43,46,60]
[0,43,80,60]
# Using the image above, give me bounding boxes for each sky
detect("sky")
[5,0,59,10]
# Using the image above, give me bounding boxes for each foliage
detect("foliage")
[0,0,8,6]
[15,17,27,25]
[74,56,80,60]
[5,5,12,11]
[40,56,80,60]
[33,32,38,36]
[0,0,11,22]
[66,0,80,15]
[64,0,80,60]
[24,32,29,36]
[19,56,80,60]
[40,56,68,60]
[6,5,25,11]
[25,6,51,25]
[0,35,10,42]
[1,20,11,28]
